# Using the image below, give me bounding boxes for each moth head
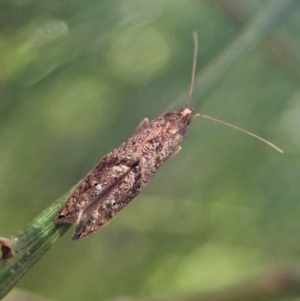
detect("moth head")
[179,107,198,125]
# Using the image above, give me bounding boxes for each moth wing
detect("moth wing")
[55,154,136,221]
[72,168,132,240]
[56,160,135,223]
[80,165,132,217]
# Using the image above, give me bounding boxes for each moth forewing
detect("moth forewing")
[57,166,133,225]
[72,167,136,240]
[55,108,195,239]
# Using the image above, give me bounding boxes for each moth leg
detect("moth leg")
[170,146,181,158]
[135,118,150,133]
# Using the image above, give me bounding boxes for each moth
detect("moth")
[55,33,282,240]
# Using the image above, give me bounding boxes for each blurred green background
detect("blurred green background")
[1,0,300,300]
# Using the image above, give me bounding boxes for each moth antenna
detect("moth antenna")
[187,31,198,108]
[198,113,284,153]
[186,32,282,153]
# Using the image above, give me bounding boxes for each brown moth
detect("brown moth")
[55,33,282,240]
[55,107,195,240]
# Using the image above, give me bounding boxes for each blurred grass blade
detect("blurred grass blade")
[174,0,298,106]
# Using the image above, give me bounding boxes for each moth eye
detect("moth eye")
[126,154,132,159]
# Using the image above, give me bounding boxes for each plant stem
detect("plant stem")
[0,195,70,299]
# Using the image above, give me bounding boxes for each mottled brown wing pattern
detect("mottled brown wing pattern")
[55,156,137,223]
[72,163,139,239]
[55,108,194,239]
